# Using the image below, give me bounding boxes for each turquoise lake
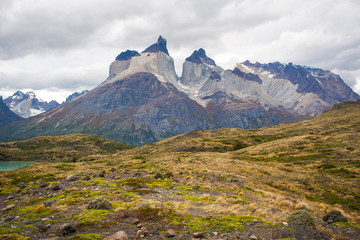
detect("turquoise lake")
[0,161,37,171]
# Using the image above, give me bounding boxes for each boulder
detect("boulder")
[193,232,205,238]
[2,204,15,212]
[66,175,78,181]
[36,222,50,232]
[132,219,140,225]
[136,229,147,238]
[50,184,62,191]
[228,178,244,188]
[103,231,128,240]
[43,200,57,207]
[40,182,50,188]
[249,234,258,240]
[61,223,76,236]
[99,170,105,177]
[17,182,26,189]
[166,229,176,238]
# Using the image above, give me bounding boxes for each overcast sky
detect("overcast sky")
[1,0,360,102]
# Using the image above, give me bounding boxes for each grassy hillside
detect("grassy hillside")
[0,101,359,239]
[140,101,360,212]
[0,133,134,162]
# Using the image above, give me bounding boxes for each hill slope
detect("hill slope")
[0,133,134,162]
[137,100,360,212]
[0,101,359,239]
[0,96,22,125]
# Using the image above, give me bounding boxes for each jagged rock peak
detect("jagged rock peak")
[12,91,26,97]
[142,35,169,56]
[232,67,262,84]
[186,48,216,66]
[115,50,140,61]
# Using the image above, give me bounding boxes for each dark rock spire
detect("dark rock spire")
[142,35,169,56]
[115,50,140,61]
[185,48,216,66]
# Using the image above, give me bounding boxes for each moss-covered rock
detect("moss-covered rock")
[287,210,315,227]
[87,198,112,210]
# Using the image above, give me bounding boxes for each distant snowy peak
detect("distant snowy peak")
[4,91,59,118]
[28,91,36,99]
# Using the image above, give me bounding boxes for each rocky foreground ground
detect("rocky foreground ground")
[1,102,360,240]
[1,164,359,240]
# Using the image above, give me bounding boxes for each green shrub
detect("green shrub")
[87,198,112,210]
[233,141,248,150]
[287,210,315,227]
[323,210,348,223]
[317,163,336,169]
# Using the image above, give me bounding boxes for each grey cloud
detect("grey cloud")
[0,65,105,90]
[0,0,360,97]
[0,0,160,59]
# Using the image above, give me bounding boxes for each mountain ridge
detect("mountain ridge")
[0,36,358,145]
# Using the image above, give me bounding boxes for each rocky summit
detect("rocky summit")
[0,36,358,145]
[142,35,169,56]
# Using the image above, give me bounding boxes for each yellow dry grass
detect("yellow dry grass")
[0,101,359,225]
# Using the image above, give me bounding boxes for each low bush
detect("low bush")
[287,210,315,227]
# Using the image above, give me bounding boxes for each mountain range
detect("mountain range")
[2,90,89,118]
[0,36,358,145]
